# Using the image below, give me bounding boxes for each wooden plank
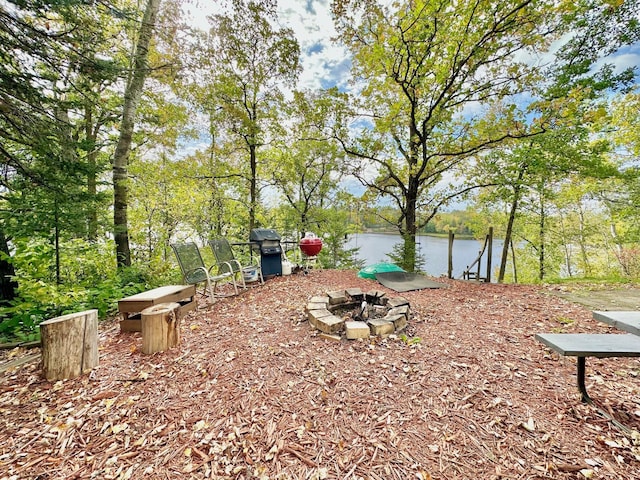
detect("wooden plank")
[535,333,640,358]
[118,285,196,332]
[0,353,41,373]
[119,318,142,332]
[118,286,194,311]
[593,310,640,336]
[119,285,194,302]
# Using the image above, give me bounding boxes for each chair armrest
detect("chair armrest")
[207,264,232,279]
[215,261,238,275]
[184,266,210,284]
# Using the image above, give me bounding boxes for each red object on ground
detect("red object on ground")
[299,237,322,256]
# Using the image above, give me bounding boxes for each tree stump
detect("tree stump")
[40,309,99,381]
[141,302,181,354]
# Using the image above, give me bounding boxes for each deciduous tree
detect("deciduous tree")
[330,0,639,271]
[113,0,163,268]
[188,0,300,233]
[270,89,347,236]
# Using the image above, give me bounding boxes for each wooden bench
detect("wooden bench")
[535,332,640,403]
[118,285,196,332]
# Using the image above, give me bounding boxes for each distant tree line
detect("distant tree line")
[358,208,476,237]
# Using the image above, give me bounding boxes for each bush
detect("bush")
[0,239,160,343]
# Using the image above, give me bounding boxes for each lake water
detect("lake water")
[346,232,505,279]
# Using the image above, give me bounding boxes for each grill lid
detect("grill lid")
[250,229,281,242]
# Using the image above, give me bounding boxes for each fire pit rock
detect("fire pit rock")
[306,288,410,340]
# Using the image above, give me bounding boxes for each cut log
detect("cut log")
[141,302,181,354]
[40,309,98,381]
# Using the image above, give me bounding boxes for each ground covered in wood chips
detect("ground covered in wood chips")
[2,270,640,480]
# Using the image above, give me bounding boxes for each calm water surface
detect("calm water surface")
[346,232,504,279]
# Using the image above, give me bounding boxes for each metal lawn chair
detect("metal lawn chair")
[171,242,236,300]
[209,238,264,290]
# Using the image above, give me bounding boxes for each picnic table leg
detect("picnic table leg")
[577,356,592,404]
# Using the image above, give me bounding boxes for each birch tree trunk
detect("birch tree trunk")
[112,0,162,268]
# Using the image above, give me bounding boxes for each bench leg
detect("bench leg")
[577,357,592,404]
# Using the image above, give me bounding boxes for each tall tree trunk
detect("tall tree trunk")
[249,142,257,232]
[510,238,518,283]
[301,211,309,236]
[85,103,99,241]
[498,193,518,283]
[113,0,162,268]
[402,177,419,272]
[498,168,525,283]
[0,230,17,305]
[538,195,546,281]
[401,114,421,272]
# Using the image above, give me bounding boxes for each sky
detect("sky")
[184,0,351,92]
[277,0,352,91]
[185,0,640,90]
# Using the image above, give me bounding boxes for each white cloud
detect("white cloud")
[183,0,352,92]
[278,0,351,91]
[595,51,640,75]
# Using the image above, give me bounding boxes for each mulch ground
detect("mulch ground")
[1,270,640,479]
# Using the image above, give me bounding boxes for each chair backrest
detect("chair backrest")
[171,242,209,284]
[209,238,239,274]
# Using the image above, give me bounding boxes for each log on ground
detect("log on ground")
[141,302,181,354]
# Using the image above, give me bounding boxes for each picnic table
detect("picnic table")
[536,310,640,403]
[592,310,640,335]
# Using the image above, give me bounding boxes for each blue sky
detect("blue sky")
[186,0,640,92]
[276,0,352,90]
[185,0,350,91]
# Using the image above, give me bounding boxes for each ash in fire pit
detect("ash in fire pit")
[306,288,410,340]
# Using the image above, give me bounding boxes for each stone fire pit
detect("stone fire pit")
[306,287,410,340]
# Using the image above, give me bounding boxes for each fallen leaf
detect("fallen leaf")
[111,423,128,434]
[521,417,535,432]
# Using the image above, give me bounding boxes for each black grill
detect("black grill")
[250,229,282,276]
